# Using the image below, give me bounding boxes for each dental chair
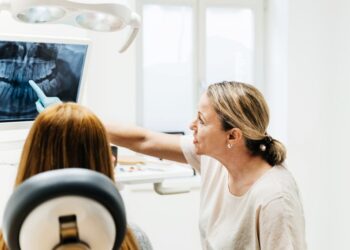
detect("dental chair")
[2,168,126,250]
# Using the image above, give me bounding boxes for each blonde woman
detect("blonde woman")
[0,102,152,250]
[106,81,307,249]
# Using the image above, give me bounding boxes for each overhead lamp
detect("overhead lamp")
[0,0,141,52]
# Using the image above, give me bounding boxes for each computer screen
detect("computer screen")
[0,37,89,122]
[0,35,91,152]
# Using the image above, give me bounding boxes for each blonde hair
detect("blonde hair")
[0,103,138,250]
[207,81,286,166]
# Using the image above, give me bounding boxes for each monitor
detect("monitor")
[0,34,91,152]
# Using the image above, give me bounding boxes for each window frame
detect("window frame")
[135,0,264,129]
[198,0,265,91]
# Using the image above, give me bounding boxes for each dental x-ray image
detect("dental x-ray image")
[0,40,88,121]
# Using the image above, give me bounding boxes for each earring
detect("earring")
[227,143,232,149]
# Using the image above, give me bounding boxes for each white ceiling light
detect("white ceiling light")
[0,0,141,53]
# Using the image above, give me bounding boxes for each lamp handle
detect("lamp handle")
[119,12,141,53]
[153,182,191,195]
[0,0,10,10]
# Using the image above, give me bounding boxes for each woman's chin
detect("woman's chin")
[194,146,203,155]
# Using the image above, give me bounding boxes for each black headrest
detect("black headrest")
[2,168,126,250]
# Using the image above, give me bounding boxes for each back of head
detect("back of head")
[16,102,114,185]
[207,81,286,166]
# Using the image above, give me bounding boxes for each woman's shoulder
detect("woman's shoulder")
[250,166,302,205]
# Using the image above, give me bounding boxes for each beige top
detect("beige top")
[181,136,307,250]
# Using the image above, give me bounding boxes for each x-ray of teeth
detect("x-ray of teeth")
[0,41,88,121]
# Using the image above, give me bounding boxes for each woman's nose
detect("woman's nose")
[189,118,197,130]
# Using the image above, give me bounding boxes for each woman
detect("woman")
[106,81,307,249]
[0,102,152,250]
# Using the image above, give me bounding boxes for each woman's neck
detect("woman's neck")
[217,148,272,196]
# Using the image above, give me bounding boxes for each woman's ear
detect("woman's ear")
[227,128,242,143]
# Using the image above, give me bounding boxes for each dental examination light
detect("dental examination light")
[0,0,141,52]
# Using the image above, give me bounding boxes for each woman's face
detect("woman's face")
[190,92,228,157]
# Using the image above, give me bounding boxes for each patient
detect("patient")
[0,102,152,250]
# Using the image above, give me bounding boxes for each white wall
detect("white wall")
[287,1,331,248]
[329,1,350,248]
[266,0,350,249]
[285,0,350,249]
[264,0,288,144]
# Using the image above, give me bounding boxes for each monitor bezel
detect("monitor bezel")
[0,33,92,132]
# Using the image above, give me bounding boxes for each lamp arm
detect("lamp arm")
[118,12,141,53]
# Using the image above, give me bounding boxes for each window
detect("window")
[136,0,263,133]
[139,4,194,132]
[205,7,254,85]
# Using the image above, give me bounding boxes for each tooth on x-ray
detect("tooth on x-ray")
[0,41,88,120]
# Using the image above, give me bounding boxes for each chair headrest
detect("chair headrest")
[2,168,126,250]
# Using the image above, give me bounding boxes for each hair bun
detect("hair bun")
[264,134,273,144]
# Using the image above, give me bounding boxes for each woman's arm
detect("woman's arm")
[105,122,187,163]
[259,196,307,250]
